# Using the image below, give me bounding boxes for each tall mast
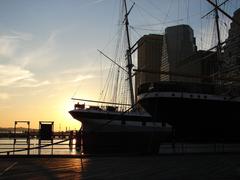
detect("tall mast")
[123,0,135,107]
[214,0,222,80]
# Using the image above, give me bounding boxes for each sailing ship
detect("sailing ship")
[137,2,240,141]
[69,0,169,154]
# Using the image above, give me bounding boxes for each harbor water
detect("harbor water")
[0,138,79,155]
[2,137,240,155]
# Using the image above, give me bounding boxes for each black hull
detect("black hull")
[76,131,172,154]
[69,110,172,154]
[139,95,240,141]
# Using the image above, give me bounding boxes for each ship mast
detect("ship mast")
[214,0,222,81]
[206,0,240,82]
[123,0,135,107]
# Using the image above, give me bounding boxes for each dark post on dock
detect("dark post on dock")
[38,121,54,155]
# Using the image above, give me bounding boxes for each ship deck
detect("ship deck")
[1,154,240,179]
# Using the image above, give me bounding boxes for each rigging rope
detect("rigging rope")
[130,0,163,23]
[99,0,133,108]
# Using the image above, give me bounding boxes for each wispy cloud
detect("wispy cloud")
[61,65,106,75]
[1,31,32,41]
[0,65,50,87]
[87,0,106,6]
[0,65,33,86]
[0,31,32,58]
[21,32,57,68]
[16,80,50,88]
[0,92,9,100]
[9,31,33,41]
[0,37,17,57]
[60,68,95,83]
[72,74,93,83]
[0,30,58,70]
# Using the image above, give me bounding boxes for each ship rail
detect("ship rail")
[138,81,240,96]
[74,103,131,113]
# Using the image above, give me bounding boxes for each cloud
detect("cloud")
[0,92,9,100]
[52,74,94,85]
[0,65,33,86]
[20,32,57,68]
[72,75,93,82]
[16,80,50,88]
[0,31,32,58]
[0,37,16,57]
[9,31,33,41]
[0,30,58,71]
[61,65,105,75]
[0,65,50,87]
[87,0,106,6]
[60,68,95,83]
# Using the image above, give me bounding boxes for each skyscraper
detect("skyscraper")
[223,8,240,79]
[162,24,197,81]
[135,34,163,98]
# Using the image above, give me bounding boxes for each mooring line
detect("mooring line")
[0,162,18,176]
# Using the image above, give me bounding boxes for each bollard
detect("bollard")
[76,131,81,151]
[69,131,73,148]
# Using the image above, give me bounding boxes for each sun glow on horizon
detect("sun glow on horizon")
[53,98,82,131]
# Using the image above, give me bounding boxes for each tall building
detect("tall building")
[173,50,218,83]
[223,8,240,79]
[135,34,163,98]
[161,25,197,81]
[136,24,220,96]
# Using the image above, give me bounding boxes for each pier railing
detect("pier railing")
[0,130,80,156]
[2,139,240,156]
[0,138,80,156]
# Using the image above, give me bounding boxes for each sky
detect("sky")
[0,0,239,130]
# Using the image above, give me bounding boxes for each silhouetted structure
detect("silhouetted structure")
[138,9,240,142]
[69,0,169,155]
[39,121,54,140]
[173,50,218,83]
[38,121,54,155]
[223,8,240,80]
[135,34,163,98]
[161,24,197,81]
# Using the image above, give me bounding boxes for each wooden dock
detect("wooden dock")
[1,154,240,179]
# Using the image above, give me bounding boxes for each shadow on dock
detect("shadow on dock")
[1,154,240,179]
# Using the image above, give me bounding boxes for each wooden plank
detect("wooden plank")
[0,155,240,179]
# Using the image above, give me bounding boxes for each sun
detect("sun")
[55,99,81,131]
[63,99,75,113]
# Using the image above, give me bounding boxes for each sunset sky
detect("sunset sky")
[0,0,239,130]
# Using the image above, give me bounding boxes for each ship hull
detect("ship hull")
[138,91,240,141]
[79,131,169,154]
[69,110,172,154]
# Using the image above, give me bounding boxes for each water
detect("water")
[2,138,240,155]
[0,138,79,155]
